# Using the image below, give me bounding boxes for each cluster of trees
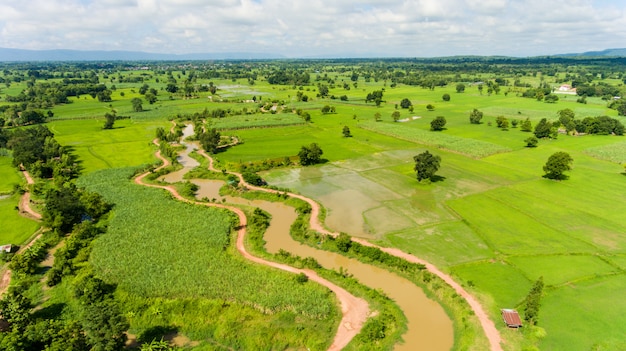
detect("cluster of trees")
[2,125,79,180]
[0,107,47,127]
[267,69,310,85]
[43,183,111,233]
[557,109,624,135]
[0,126,128,350]
[321,105,336,114]
[365,90,384,106]
[524,277,544,325]
[198,128,222,154]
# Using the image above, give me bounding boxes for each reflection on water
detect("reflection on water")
[193,179,454,351]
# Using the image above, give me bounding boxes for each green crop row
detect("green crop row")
[358,120,511,158]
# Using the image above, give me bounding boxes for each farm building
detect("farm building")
[501,309,523,328]
[0,244,12,253]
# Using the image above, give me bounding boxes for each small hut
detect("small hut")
[501,309,523,328]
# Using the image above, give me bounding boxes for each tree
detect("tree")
[335,233,352,252]
[165,83,178,93]
[426,104,435,111]
[469,109,483,124]
[298,143,323,166]
[342,126,352,137]
[543,152,573,180]
[199,128,221,154]
[544,94,559,103]
[96,90,112,102]
[496,116,509,129]
[413,150,441,182]
[0,285,32,332]
[131,98,143,112]
[20,110,46,125]
[557,108,575,126]
[391,110,401,122]
[103,112,115,130]
[442,93,450,101]
[321,105,335,114]
[430,116,446,131]
[456,83,465,93]
[524,277,544,325]
[374,112,382,122]
[400,98,412,109]
[520,117,532,132]
[145,92,157,104]
[524,136,538,147]
[534,118,553,138]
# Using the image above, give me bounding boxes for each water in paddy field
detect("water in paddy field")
[193,179,454,351]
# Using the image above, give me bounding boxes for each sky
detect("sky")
[0,0,625,58]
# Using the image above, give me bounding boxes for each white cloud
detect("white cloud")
[0,0,624,57]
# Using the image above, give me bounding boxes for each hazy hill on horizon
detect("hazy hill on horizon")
[1,47,626,62]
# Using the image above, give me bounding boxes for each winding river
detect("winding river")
[159,125,454,350]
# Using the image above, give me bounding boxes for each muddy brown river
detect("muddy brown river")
[162,127,454,350]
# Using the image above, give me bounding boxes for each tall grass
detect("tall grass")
[78,168,336,319]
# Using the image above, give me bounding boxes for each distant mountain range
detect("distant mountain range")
[0,47,285,61]
[1,47,625,62]
[557,48,626,57]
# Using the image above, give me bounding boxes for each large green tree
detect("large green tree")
[534,118,554,138]
[413,151,441,182]
[543,152,573,180]
[131,97,143,112]
[199,128,221,154]
[469,109,483,124]
[103,112,115,130]
[430,116,446,131]
[298,143,323,166]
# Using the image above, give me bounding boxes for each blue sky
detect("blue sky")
[0,0,625,57]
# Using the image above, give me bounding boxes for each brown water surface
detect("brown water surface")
[193,179,454,351]
[159,124,199,183]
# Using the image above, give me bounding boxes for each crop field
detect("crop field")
[77,168,338,348]
[48,118,166,173]
[209,112,305,130]
[0,156,22,193]
[0,193,40,245]
[3,60,626,350]
[0,158,40,245]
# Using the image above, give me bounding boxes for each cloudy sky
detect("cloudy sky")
[0,0,625,57]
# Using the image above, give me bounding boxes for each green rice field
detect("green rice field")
[2,64,626,350]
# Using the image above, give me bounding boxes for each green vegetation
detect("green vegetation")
[2,57,626,350]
